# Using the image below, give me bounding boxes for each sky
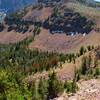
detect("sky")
[94,0,100,2]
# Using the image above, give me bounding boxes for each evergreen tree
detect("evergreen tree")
[72,68,77,93]
[95,67,100,76]
[81,56,88,75]
[47,72,64,100]
[0,71,8,100]
[80,46,85,56]
[38,78,47,100]
[88,54,92,68]
[87,45,91,51]
[64,81,73,93]
[76,71,81,82]
[31,81,40,100]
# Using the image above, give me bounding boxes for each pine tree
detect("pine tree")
[31,81,40,100]
[87,45,91,51]
[72,68,77,93]
[76,71,81,82]
[64,81,73,93]
[81,56,88,75]
[38,78,47,100]
[95,67,100,76]
[88,54,92,68]
[47,72,64,100]
[80,46,85,56]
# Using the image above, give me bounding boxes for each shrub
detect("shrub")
[64,81,73,93]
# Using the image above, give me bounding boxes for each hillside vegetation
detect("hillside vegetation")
[0,0,100,100]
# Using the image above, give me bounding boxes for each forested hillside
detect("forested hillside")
[0,0,100,100]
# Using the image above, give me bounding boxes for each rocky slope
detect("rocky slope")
[54,79,100,100]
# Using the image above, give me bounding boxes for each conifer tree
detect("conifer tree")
[38,78,47,100]
[47,72,63,100]
[81,56,88,75]
[72,68,77,93]
[80,46,85,56]
[31,81,40,100]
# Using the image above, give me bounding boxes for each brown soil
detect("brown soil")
[23,7,53,22]
[29,29,100,53]
[0,30,32,44]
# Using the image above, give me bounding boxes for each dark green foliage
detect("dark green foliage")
[72,68,77,93]
[0,70,29,100]
[33,26,41,36]
[47,72,64,99]
[53,6,59,17]
[0,71,8,100]
[0,38,61,73]
[79,46,86,56]
[87,68,94,76]
[59,54,66,63]
[38,78,48,100]
[64,79,77,93]
[31,81,40,100]
[0,69,65,100]
[81,56,88,75]
[95,67,100,76]
[87,45,91,51]
[78,53,100,79]
[87,45,94,51]
[80,53,96,76]
[76,71,81,81]
[64,81,73,93]
[0,36,67,99]
[0,36,80,74]
[86,54,92,70]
